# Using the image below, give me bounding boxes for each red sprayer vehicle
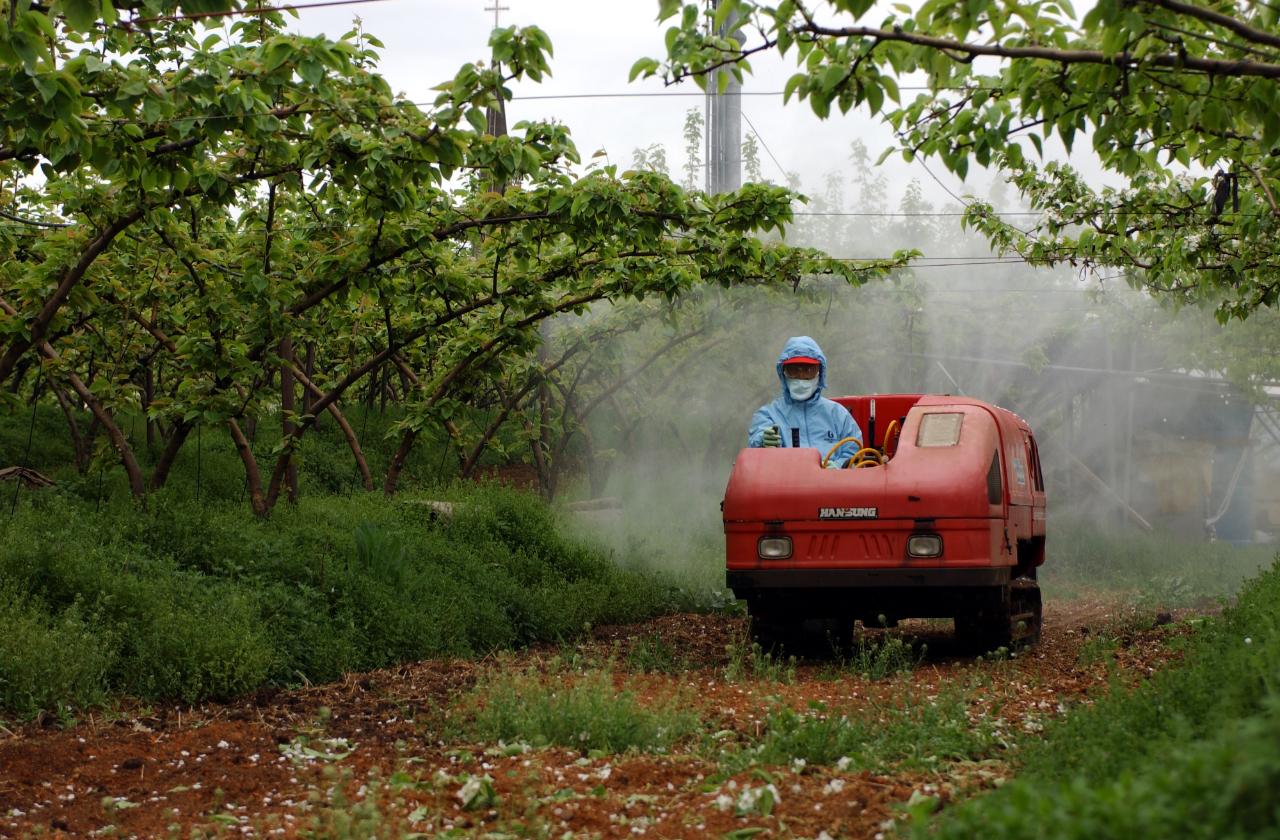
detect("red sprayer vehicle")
[723,394,1046,651]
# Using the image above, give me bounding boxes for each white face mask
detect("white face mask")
[786,377,819,402]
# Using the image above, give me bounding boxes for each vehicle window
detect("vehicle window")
[917,412,963,447]
[1028,435,1045,491]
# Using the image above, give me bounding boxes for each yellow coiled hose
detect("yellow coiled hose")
[821,437,862,469]
[821,418,904,469]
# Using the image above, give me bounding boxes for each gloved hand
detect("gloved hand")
[762,425,782,448]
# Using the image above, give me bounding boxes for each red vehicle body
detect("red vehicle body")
[723,394,1046,649]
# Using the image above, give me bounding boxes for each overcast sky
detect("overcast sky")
[287,0,1015,210]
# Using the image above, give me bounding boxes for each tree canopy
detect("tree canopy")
[639,0,1280,319]
[0,0,906,513]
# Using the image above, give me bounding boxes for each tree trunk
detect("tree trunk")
[148,420,193,491]
[228,419,268,517]
[462,399,520,479]
[291,365,374,491]
[383,428,418,496]
[526,323,554,499]
[0,209,146,388]
[50,383,89,473]
[63,368,145,499]
[524,410,555,501]
[0,297,143,497]
[8,357,31,394]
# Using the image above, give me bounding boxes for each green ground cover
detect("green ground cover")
[0,487,695,719]
[919,555,1280,839]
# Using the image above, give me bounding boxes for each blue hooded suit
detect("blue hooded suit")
[747,336,863,468]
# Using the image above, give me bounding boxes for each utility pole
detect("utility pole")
[483,1,510,137]
[705,0,743,194]
[484,0,508,28]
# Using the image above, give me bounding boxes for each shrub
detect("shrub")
[0,589,113,718]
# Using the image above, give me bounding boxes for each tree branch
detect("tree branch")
[796,22,1280,78]
[1141,0,1280,51]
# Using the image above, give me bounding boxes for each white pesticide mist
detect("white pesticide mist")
[557,158,1280,601]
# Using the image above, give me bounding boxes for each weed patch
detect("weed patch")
[624,635,689,674]
[447,668,701,754]
[720,693,1002,776]
[838,634,925,680]
[1075,633,1120,667]
[723,637,796,684]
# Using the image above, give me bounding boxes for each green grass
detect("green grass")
[916,555,1280,839]
[0,485,699,718]
[446,667,702,754]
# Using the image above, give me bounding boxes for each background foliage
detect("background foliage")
[645,0,1280,319]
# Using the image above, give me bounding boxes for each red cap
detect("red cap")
[783,356,821,366]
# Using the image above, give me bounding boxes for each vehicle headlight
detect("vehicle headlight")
[906,534,943,558]
[757,536,793,559]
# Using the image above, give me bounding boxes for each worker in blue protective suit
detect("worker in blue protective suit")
[748,336,863,468]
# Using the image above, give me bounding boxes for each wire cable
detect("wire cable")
[740,110,790,183]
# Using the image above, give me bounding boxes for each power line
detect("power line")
[876,259,1035,267]
[793,211,1040,217]
[511,86,972,100]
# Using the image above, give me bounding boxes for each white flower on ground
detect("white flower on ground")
[735,784,781,816]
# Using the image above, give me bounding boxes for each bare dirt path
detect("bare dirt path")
[0,597,1201,839]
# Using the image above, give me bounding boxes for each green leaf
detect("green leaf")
[60,0,99,32]
[865,82,884,115]
[298,59,324,86]
[657,0,681,21]
[629,57,659,81]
